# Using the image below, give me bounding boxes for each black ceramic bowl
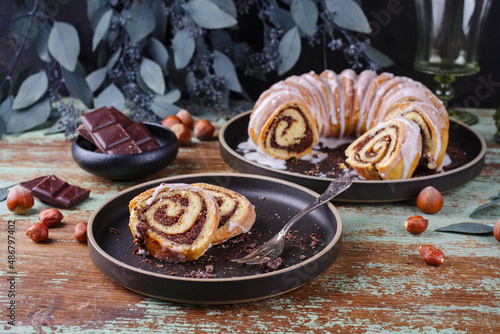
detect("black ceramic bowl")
[71,122,179,181]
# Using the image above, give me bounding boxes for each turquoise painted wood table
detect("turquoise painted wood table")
[0,109,499,333]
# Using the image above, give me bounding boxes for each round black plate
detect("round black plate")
[88,173,342,304]
[219,111,486,202]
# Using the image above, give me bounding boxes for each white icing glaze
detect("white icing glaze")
[228,220,251,234]
[146,183,192,205]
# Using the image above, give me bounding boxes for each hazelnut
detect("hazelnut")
[7,185,35,214]
[176,109,194,128]
[39,208,63,227]
[171,123,191,146]
[404,215,429,234]
[494,219,500,243]
[161,115,182,129]
[194,119,215,140]
[419,245,444,266]
[74,222,88,243]
[417,186,443,214]
[26,223,49,243]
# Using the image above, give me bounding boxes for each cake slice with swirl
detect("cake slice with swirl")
[192,183,256,244]
[128,183,220,262]
[345,116,423,180]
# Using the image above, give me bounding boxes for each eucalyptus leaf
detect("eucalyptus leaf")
[364,46,394,67]
[95,84,125,110]
[172,29,195,69]
[213,50,242,93]
[269,6,295,32]
[0,114,6,139]
[150,103,180,119]
[150,93,181,119]
[187,0,237,29]
[210,0,238,18]
[291,0,318,36]
[106,47,122,69]
[34,25,52,63]
[0,98,13,126]
[155,89,181,104]
[0,72,10,103]
[219,86,230,110]
[92,9,113,51]
[135,68,150,92]
[12,71,48,110]
[435,222,494,235]
[148,37,169,71]
[12,68,31,97]
[325,0,371,34]
[278,26,301,75]
[210,30,233,53]
[7,98,51,134]
[470,198,500,217]
[89,6,109,31]
[125,3,156,43]
[149,0,167,40]
[140,58,166,95]
[48,21,80,72]
[86,0,101,21]
[63,63,94,108]
[0,188,9,202]
[86,67,107,93]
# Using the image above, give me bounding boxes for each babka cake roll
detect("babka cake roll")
[386,101,449,170]
[356,72,394,135]
[345,116,423,180]
[128,183,220,262]
[192,183,256,244]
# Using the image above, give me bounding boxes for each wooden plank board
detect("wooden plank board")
[0,110,499,333]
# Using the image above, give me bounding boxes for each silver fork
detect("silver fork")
[231,177,353,265]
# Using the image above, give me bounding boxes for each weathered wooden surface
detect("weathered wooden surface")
[0,109,499,333]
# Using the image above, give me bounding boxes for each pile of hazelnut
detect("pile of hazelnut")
[7,185,88,243]
[161,109,215,146]
[406,186,500,266]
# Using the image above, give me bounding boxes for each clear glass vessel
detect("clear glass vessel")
[414,0,491,125]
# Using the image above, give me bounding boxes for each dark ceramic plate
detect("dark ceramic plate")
[88,173,342,304]
[219,111,486,202]
[72,122,179,181]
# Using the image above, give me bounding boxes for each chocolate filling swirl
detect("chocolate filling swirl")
[134,192,207,245]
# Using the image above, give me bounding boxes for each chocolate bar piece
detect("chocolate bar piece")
[79,107,159,154]
[123,122,160,152]
[20,176,49,191]
[21,175,90,209]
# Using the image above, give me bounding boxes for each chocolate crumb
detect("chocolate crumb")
[267,257,283,271]
[107,227,121,234]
